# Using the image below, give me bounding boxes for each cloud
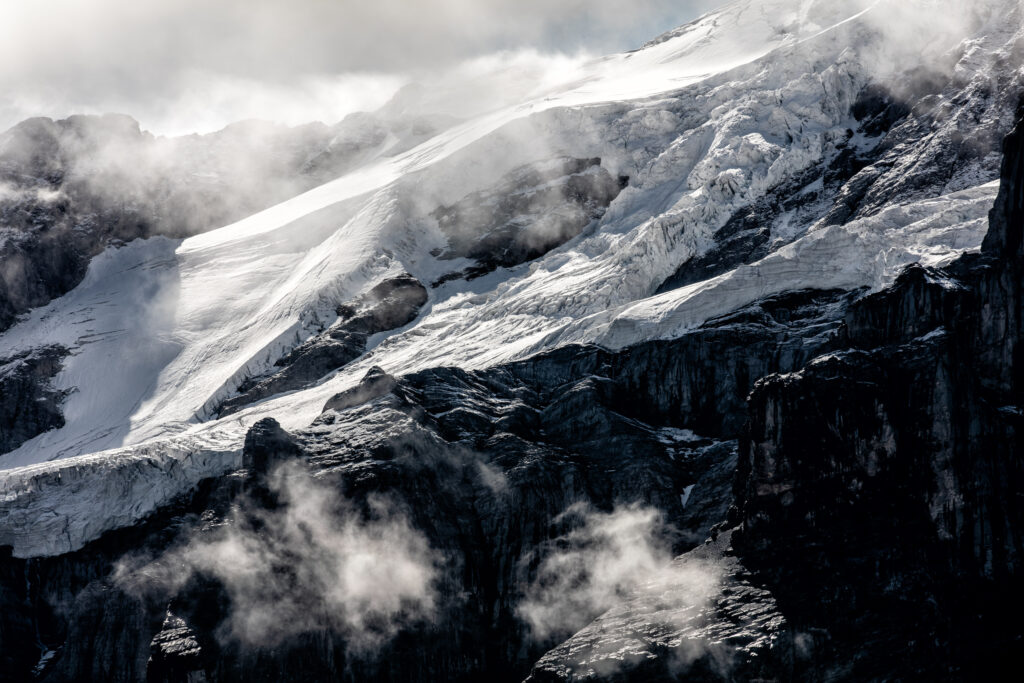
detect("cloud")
[0,0,718,134]
[858,0,1005,72]
[515,502,733,679]
[516,503,719,641]
[116,462,440,651]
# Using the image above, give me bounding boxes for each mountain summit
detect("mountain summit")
[1,1,1022,680]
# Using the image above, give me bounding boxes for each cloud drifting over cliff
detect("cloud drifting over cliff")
[116,463,440,651]
[516,503,721,642]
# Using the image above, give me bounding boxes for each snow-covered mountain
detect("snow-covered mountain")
[1,0,1022,680]
[2,0,1014,474]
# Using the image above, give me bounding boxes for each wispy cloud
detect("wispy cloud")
[516,503,720,642]
[116,462,440,651]
[0,0,717,134]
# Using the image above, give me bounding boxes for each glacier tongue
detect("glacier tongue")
[1,0,1022,558]
[0,430,243,558]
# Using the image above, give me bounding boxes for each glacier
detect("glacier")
[0,0,1020,561]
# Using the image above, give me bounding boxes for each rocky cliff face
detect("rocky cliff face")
[1,2,1023,681]
[735,107,1024,679]
[7,165,1019,677]
[2,120,1015,683]
[0,281,849,682]
[527,108,1024,683]
[0,346,67,454]
[2,98,1022,683]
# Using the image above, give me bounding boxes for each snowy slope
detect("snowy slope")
[1,0,1021,557]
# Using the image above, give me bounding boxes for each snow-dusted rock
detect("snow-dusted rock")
[0,432,240,557]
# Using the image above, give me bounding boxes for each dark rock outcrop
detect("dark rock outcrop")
[147,611,208,683]
[0,280,853,682]
[725,110,1024,679]
[0,345,68,453]
[218,275,427,417]
[432,157,626,284]
[322,366,397,413]
[528,107,1024,683]
[0,473,246,683]
[242,417,302,476]
[525,533,791,683]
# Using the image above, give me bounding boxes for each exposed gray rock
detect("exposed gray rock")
[525,533,790,683]
[719,109,1024,680]
[242,417,302,476]
[523,88,1024,683]
[147,611,208,683]
[218,274,427,416]
[431,157,626,284]
[0,345,68,453]
[322,366,397,413]
[0,280,855,682]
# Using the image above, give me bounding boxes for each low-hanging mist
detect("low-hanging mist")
[516,503,722,642]
[115,462,440,651]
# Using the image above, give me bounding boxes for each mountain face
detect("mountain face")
[0,111,453,334]
[0,0,1022,681]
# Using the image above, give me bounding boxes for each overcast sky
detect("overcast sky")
[0,0,718,136]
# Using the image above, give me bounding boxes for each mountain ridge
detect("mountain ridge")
[0,1,1022,680]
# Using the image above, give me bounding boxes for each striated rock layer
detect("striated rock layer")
[735,105,1024,680]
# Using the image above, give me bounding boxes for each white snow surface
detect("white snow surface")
[0,0,1019,557]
